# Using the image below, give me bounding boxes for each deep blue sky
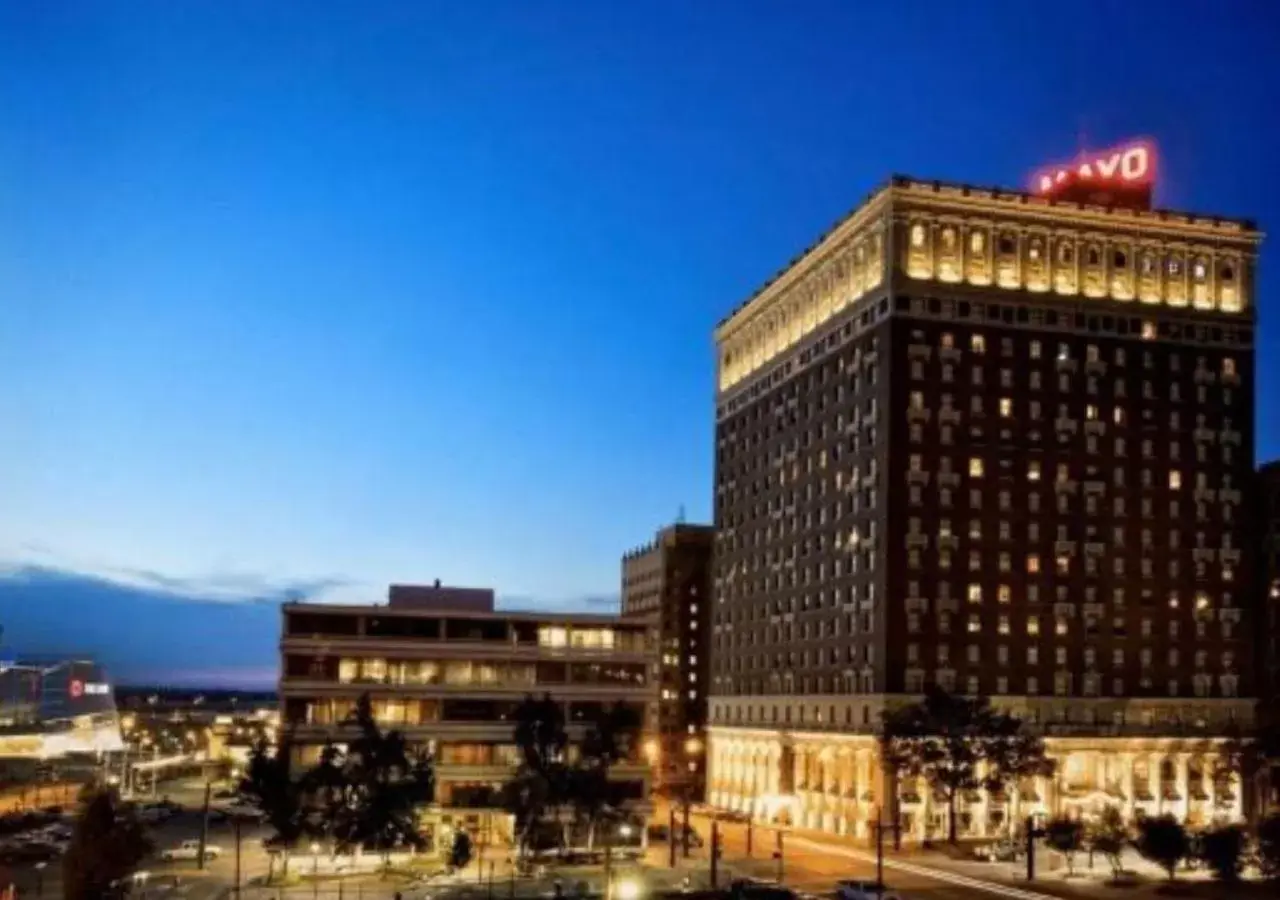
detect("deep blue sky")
[2,2,1278,686]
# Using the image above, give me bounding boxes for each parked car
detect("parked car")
[971,839,1022,862]
[161,840,222,862]
[728,879,796,900]
[835,880,901,900]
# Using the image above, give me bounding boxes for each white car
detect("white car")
[835,881,901,900]
[161,840,221,862]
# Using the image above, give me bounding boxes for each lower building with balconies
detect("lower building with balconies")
[279,584,658,848]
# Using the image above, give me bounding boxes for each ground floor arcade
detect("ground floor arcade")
[707,727,1244,843]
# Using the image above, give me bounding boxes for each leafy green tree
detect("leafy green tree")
[62,786,153,900]
[328,695,435,866]
[1197,824,1246,882]
[573,702,643,850]
[1134,815,1190,882]
[448,830,474,872]
[1087,806,1129,878]
[239,738,306,879]
[505,693,571,854]
[882,687,1055,844]
[1044,817,1085,875]
[500,769,553,859]
[1256,813,1280,880]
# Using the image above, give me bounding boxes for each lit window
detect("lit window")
[1030,340,1042,359]
[967,615,981,634]
[1027,616,1040,636]
[1113,407,1125,425]
[1142,321,1157,340]
[969,457,984,477]
[999,397,1012,417]
[971,231,985,253]
[1195,592,1210,611]
[910,224,926,247]
[998,615,1010,635]
[1027,461,1041,482]
[967,584,982,604]
[941,332,955,349]
[909,391,924,410]
[1169,470,1182,489]
[1056,618,1069,636]
[1027,554,1041,574]
[972,334,986,353]
[909,454,922,472]
[1223,358,1236,377]
[1085,404,1098,421]
[998,585,1011,604]
[1057,343,1070,362]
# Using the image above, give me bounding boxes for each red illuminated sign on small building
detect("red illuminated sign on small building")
[1031,140,1156,210]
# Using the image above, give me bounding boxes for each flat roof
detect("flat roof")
[283,602,653,627]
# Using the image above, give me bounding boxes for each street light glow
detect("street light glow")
[615,878,641,900]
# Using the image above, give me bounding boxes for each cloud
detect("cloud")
[0,553,623,691]
[0,564,352,689]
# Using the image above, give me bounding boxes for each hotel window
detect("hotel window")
[972,334,986,354]
[940,332,955,349]
[967,584,982,604]
[910,223,926,247]
[967,615,981,634]
[969,457,984,477]
[1027,554,1040,574]
[909,391,924,410]
[1027,616,1040,636]
[971,231,985,254]
[1169,470,1182,489]
[1027,646,1039,664]
[1055,618,1069,636]
[1030,340,1042,359]
[1028,676,1039,695]
[999,397,1012,417]
[998,585,1012,604]
[998,615,1010,635]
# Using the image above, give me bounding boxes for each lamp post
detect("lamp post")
[311,842,321,900]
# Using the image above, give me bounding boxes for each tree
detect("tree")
[239,738,306,879]
[62,786,153,900]
[1255,814,1280,880]
[1134,815,1190,882]
[1197,824,1246,882]
[500,768,553,860]
[1087,806,1128,878]
[329,694,435,866]
[1044,817,1085,876]
[572,702,643,850]
[504,694,571,856]
[882,687,1055,844]
[448,830,474,872]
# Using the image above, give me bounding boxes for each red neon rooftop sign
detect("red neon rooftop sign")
[1031,139,1156,209]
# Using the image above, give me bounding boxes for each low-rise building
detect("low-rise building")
[279,586,658,847]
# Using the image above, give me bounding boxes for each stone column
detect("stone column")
[1175,753,1191,823]
[1120,753,1136,823]
[1149,752,1163,817]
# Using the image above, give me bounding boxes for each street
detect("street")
[668,807,1057,900]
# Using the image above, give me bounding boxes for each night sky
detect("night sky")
[1,1,1278,688]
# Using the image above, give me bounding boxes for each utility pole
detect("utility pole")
[668,807,677,868]
[874,807,885,887]
[681,787,691,859]
[234,817,243,898]
[709,820,720,889]
[774,829,784,882]
[197,781,212,869]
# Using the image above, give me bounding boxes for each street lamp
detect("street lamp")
[311,842,321,900]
